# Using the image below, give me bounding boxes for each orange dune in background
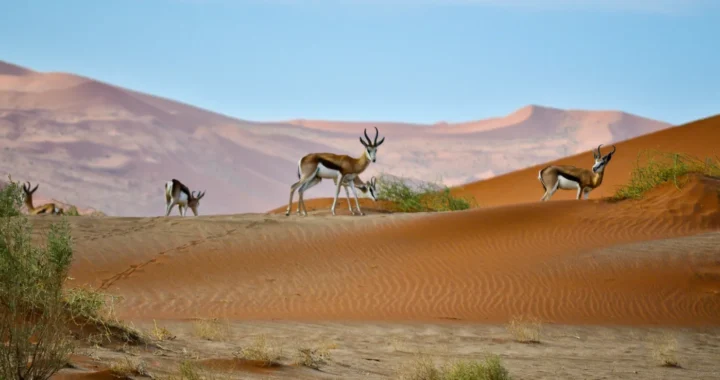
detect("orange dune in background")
[454,114,720,206]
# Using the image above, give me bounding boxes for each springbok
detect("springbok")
[20,181,64,215]
[538,144,616,201]
[294,173,378,216]
[287,127,386,216]
[164,179,205,216]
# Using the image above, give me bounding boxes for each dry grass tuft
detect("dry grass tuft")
[506,316,542,344]
[612,151,720,201]
[651,333,682,368]
[150,319,176,341]
[397,354,510,380]
[109,356,150,378]
[192,318,229,341]
[293,343,334,369]
[233,335,283,367]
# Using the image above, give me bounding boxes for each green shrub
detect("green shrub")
[378,175,477,212]
[65,206,80,216]
[398,354,511,380]
[0,179,75,380]
[613,151,720,201]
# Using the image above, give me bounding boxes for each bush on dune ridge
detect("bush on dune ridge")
[612,150,720,201]
[0,178,133,380]
[377,174,478,213]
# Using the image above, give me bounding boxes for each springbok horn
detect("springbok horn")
[609,145,616,155]
[363,128,371,145]
[191,191,196,198]
[373,126,379,145]
[596,144,603,156]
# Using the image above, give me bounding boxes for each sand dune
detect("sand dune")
[453,113,720,206]
[0,60,671,216]
[45,172,719,327]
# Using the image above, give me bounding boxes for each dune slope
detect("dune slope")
[455,113,720,206]
[47,174,720,326]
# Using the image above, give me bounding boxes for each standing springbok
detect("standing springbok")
[164,179,205,216]
[294,172,378,216]
[20,181,64,215]
[286,127,385,216]
[538,144,616,201]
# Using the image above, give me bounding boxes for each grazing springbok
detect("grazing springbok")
[294,172,378,216]
[287,127,386,216]
[538,144,616,201]
[164,179,205,216]
[20,181,64,215]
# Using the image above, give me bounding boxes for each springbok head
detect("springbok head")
[359,127,386,163]
[22,181,39,198]
[187,190,206,216]
[592,144,616,173]
[367,176,379,201]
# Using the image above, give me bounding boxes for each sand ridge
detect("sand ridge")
[47,174,720,326]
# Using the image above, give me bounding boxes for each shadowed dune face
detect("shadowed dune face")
[49,174,720,326]
[0,60,670,216]
[454,113,720,206]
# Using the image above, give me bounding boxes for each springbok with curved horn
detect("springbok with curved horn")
[287,127,385,216]
[538,144,616,201]
[295,174,379,216]
[20,181,64,215]
[164,179,206,216]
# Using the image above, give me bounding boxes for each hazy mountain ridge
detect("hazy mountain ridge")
[0,60,672,215]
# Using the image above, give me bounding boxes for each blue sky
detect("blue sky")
[2,0,718,125]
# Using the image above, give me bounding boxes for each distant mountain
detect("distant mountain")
[0,60,671,216]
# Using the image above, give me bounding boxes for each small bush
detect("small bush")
[506,316,542,344]
[150,319,176,341]
[378,175,477,212]
[234,335,282,367]
[0,179,75,380]
[65,206,80,216]
[293,345,333,369]
[397,354,510,380]
[651,333,681,368]
[192,318,229,341]
[613,151,720,201]
[442,356,511,380]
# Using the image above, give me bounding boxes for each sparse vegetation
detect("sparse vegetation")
[397,354,511,380]
[150,319,176,341]
[613,151,720,201]
[293,344,333,369]
[109,356,149,378]
[377,174,477,212]
[506,316,542,344]
[192,318,229,341]
[234,335,282,367]
[63,286,144,345]
[651,333,682,368]
[0,179,75,380]
[65,205,80,216]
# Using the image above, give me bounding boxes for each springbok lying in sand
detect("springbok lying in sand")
[165,179,205,216]
[538,144,616,201]
[19,180,64,215]
[287,127,385,216]
[294,174,379,216]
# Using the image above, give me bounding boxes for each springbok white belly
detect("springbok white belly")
[316,163,343,179]
[557,175,581,190]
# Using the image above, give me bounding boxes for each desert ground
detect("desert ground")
[44,159,720,378]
